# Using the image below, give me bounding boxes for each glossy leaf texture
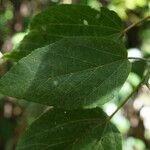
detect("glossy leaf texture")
[0,37,131,109]
[4,5,123,61]
[16,108,122,150]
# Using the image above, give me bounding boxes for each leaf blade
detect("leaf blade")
[16,108,122,150]
[0,37,131,109]
[5,5,123,61]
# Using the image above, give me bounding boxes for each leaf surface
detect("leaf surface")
[16,108,122,150]
[0,37,131,109]
[5,5,123,61]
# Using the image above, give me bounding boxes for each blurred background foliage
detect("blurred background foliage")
[0,0,150,150]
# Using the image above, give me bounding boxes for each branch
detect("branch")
[107,71,149,121]
[128,57,150,62]
[120,15,150,37]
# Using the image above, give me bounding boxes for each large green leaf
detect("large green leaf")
[30,4,122,30]
[4,5,123,61]
[16,108,122,150]
[0,37,131,109]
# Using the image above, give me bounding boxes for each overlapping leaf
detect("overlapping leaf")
[0,5,131,150]
[4,5,123,61]
[0,37,131,109]
[16,108,122,150]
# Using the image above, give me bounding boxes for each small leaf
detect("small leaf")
[0,37,131,109]
[5,5,123,61]
[16,108,122,150]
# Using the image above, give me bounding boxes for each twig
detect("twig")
[107,71,149,121]
[120,15,150,37]
[128,57,150,62]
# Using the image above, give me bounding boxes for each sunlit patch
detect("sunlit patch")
[103,102,117,116]
[0,52,3,59]
[4,103,13,118]
[128,48,143,62]
[140,107,150,131]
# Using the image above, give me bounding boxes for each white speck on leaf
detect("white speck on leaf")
[53,80,58,86]
[83,19,88,25]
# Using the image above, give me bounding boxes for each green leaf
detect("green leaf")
[131,61,146,78]
[30,5,122,30]
[16,108,122,150]
[5,5,123,61]
[0,37,131,109]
